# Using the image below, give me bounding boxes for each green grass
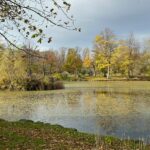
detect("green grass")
[0,119,149,150]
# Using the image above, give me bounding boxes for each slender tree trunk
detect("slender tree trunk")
[75,69,78,78]
[107,65,110,79]
[107,62,111,79]
[92,64,96,77]
[43,62,46,77]
[128,65,131,78]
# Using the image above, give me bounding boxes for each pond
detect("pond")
[0,81,150,142]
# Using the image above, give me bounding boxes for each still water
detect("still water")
[0,81,150,142]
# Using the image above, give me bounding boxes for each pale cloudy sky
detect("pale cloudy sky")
[42,0,150,50]
[5,0,150,50]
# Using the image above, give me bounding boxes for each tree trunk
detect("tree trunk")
[107,65,110,79]
[92,64,96,77]
[75,69,78,78]
[43,62,46,77]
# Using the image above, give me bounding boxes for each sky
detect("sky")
[2,0,150,50]
[43,0,150,50]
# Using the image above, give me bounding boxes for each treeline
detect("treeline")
[0,28,150,90]
[92,29,150,79]
[0,46,65,91]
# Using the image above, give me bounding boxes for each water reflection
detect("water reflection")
[0,88,150,141]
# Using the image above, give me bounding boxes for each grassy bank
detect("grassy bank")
[0,119,149,150]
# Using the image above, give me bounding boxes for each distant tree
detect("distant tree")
[94,28,116,78]
[83,48,92,69]
[0,49,15,84]
[14,50,28,79]
[139,51,150,76]
[64,48,82,77]
[125,33,140,78]
[139,40,150,76]
[112,45,131,76]
[46,50,58,74]
[21,44,40,77]
[56,48,66,73]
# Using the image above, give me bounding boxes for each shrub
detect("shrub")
[61,71,70,80]
[23,78,42,91]
[52,73,62,80]
[43,76,53,90]
[53,81,64,89]
[0,79,10,90]
[70,75,78,81]
[0,76,64,91]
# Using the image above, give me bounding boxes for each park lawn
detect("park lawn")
[0,119,149,150]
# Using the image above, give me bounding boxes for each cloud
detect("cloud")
[38,0,150,49]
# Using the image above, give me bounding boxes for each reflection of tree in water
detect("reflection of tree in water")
[65,91,82,107]
[96,115,138,135]
[97,116,118,135]
[0,99,34,121]
[1,89,150,141]
[95,90,140,116]
[82,91,97,115]
[94,90,150,139]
